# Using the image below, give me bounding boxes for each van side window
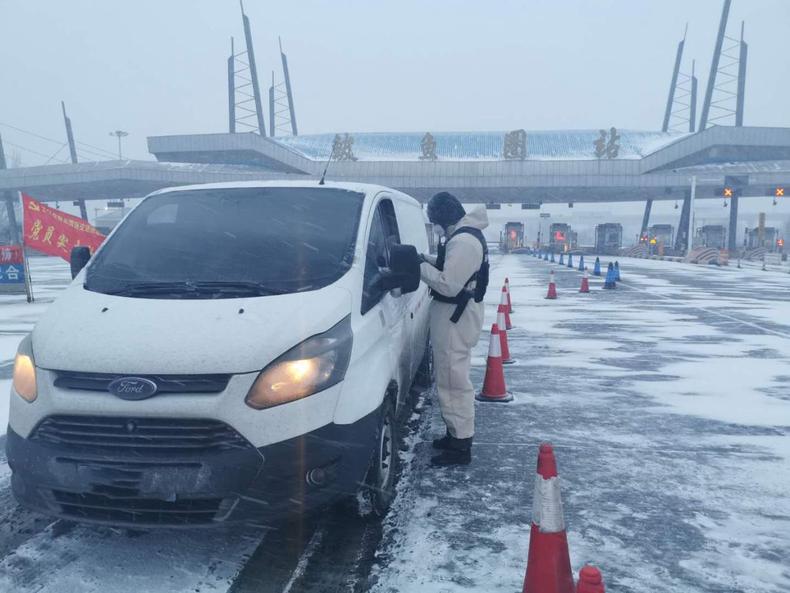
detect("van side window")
[378,199,401,246]
[361,199,401,315]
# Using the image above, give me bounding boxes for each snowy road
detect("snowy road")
[371,254,790,593]
[1,255,789,592]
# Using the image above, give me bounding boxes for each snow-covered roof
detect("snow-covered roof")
[147,179,389,197]
[273,130,689,162]
[669,159,790,174]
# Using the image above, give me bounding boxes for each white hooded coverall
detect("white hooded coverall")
[420,206,489,439]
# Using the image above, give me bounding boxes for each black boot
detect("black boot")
[432,431,453,450]
[430,437,472,466]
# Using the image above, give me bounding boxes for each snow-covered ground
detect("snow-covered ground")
[371,254,790,593]
[1,254,789,592]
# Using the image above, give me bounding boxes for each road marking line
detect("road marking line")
[523,256,790,336]
[614,279,790,339]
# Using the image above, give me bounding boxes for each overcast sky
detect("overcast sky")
[1,0,789,164]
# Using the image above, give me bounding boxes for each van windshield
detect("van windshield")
[84,187,364,298]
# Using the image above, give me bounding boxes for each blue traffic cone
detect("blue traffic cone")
[559,253,565,265]
[614,261,621,281]
[550,252,555,263]
[578,255,585,271]
[593,257,601,276]
[603,262,616,289]
[567,253,574,268]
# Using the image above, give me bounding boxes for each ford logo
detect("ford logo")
[108,377,158,400]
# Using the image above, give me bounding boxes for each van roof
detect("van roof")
[147,180,401,198]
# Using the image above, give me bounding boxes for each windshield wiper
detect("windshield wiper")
[102,281,288,297]
[191,281,289,296]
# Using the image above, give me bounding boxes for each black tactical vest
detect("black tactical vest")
[430,226,489,323]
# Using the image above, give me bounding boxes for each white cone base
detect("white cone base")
[476,391,514,403]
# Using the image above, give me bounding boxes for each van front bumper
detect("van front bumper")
[6,410,378,529]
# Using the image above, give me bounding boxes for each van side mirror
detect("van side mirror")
[388,244,421,294]
[70,246,91,279]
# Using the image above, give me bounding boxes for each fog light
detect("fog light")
[305,468,328,487]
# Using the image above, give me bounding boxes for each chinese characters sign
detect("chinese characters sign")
[594,127,620,159]
[22,193,105,261]
[502,129,527,160]
[0,244,29,300]
[0,245,23,264]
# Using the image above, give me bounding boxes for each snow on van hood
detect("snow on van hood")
[32,282,352,375]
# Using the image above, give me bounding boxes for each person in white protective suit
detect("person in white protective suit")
[420,192,489,466]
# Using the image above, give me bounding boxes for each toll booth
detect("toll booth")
[500,221,525,252]
[594,223,622,255]
[746,227,781,251]
[648,224,674,255]
[697,225,727,249]
[549,223,576,252]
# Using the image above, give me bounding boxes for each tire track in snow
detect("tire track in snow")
[0,442,60,560]
[0,520,264,593]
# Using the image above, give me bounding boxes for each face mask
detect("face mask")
[433,224,446,238]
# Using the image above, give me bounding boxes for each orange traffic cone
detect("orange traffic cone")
[522,443,574,593]
[505,277,514,313]
[545,271,558,300]
[579,269,590,293]
[576,566,605,593]
[500,287,513,329]
[497,308,516,365]
[476,324,513,402]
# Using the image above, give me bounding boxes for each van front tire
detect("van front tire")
[356,400,399,518]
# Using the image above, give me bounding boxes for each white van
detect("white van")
[7,181,431,527]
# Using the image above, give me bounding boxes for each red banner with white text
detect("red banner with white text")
[22,193,105,261]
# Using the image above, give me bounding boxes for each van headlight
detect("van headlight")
[245,316,353,410]
[12,335,37,403]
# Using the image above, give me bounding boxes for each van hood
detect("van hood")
[32,283,352,375]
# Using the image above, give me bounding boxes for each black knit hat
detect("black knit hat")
[427,192,466,229]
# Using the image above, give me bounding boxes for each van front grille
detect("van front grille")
[31,415,251,455]
[54,370,231,394]
[51,489,222,525]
